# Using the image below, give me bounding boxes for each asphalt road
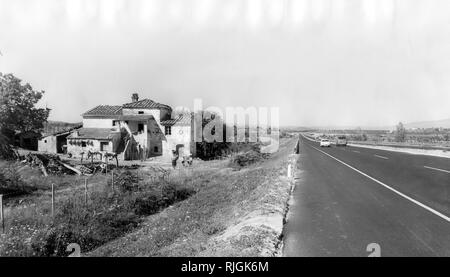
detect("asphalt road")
[282,135,450,257]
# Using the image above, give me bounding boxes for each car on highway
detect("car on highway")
[320,139,331,147]
[336,136,347,146]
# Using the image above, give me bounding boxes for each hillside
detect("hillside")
[404,118,450,129]
[42,121,82,136]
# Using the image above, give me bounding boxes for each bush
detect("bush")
[31,224,101,257]
[113,170,139,193]
[130,193,160,216]
[0,133,18,160]
[230,150,269,168]
[0,163,36,196]
[2,173,196,256]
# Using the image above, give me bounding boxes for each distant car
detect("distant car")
[320,139,331,147]
[336,136,347,146]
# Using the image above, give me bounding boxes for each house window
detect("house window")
[154,146,158,152]
[100,142,109,151]
[138,123,144,132]
[165,126,171,135]
[81,141,86,147]
[138,111,144,114]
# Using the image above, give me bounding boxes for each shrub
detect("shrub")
[0,163,36,196]
[229,150,268,168]
[130,193,160,216]
[2,172,196,256]
[113,170,139,193]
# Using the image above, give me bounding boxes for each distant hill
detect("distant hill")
[404,118,450,129]
[42,121,82,136]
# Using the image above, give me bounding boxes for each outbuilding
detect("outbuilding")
[38,125,82,154]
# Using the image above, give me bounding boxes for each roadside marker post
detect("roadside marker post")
[287,164,292,178]
[0,194,4,233]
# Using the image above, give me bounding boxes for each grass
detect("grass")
[0,169,195,257]
[0,137,296,257]
[89,138,296,257]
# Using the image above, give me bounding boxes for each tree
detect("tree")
[395,122,406,142]
[194,111,232,159]
[0,73,50,143]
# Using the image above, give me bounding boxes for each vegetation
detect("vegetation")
[194,111,232,159]
[395,122,406,142]
[0,133,17,160]
[229,143,270,168]
[89,138,296,257]
[194,111,273,160]
[0,170,195,256]
[0,161,38,197]
[0,72,50,146]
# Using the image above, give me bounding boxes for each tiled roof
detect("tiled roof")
[83,105,122,117]
[67,128,117,140]
[160,113,192,126]
[115,115,155,121]
[42,124,82,138]
[122,99,171,110]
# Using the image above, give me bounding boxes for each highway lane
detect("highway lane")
[282,135,450,257]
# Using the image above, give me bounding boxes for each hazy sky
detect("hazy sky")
[1,0,450,127]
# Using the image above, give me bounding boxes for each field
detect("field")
[0,138,297,256]
[89,138,297,256]
[0,160,195,256]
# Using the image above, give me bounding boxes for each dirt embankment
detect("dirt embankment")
[88,138,298,257]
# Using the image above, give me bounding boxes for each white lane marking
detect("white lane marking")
[352,150,361,153]
[424,166,450,174]
[310,145,450,223]
[374,155,389,160]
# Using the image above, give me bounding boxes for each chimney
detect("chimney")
[132,93,139,103]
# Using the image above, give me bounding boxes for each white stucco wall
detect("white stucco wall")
[83,118,114,128]
[38,136,57,153]
[67,134,120,158]
[163,125,192,157]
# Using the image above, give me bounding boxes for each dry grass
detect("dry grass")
[1,138,297,257]
[0,165,195,256]
[89,138,297,257]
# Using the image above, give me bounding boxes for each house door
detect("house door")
[176,144,184,156]
[100,142,109,152]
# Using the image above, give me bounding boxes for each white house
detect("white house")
[66,93,195,160]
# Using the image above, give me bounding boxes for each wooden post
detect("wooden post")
[105,156,108,175]
[0,194,4,233]
[51,184,55,217]
[111,170,114,191]
[84,178,88,205]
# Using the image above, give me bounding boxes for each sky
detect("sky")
[1,0,450,128]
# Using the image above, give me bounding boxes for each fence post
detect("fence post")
[84,177,88,205]
[111,170,114,191]
[51,183,55,217]
[0,194,4,233]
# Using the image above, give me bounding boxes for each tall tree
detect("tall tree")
[395,122,406,142]
[0,73,50,142]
